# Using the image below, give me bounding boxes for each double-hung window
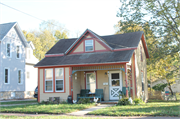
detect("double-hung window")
[45,69,53,92]
[16,45,21,59]
[6,43,11,58]
[18,69,23,84]
[85,40,93,52]
[86,73,96,93]
[5,68,10,84]
[55,68,64,92]
[141,71,144,92]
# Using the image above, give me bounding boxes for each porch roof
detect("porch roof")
[35,50,134,67]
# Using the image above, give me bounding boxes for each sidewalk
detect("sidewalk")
[67,104,114,116]
[0,98,36,102]
[0,103,38,107]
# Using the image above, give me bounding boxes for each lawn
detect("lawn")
[0,103,95,114]
[88,100,180,116]
[0,115,108,119]
[0,100,37,105]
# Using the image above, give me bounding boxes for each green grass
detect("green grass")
[0,103,95,114]
[88,100,180,116]
[0,100,37,105]
[0,115,109,119]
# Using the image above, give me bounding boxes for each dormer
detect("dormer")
[65,29,112,55]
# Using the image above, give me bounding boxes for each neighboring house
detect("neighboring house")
[0,22,38,99]
[35,29,149,102]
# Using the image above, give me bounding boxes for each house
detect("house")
[0,22,38,99]
[35,29,149,102]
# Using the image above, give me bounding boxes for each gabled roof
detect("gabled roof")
[35,30,149,67]
[0,22,16,40]
[0,22,29,47]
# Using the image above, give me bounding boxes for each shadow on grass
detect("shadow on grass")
[88,104,180,116]
[0,103,94,114]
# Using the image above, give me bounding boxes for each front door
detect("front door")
[109,71,122,100]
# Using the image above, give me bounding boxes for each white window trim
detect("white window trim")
[86,72,96,91]
[4,67,10,84]
[55,68,64,92]
[6,43,12,58]
[45,69,53,92]
[16,45,21,59]
[18,69,23,85]
[85,40,94,52]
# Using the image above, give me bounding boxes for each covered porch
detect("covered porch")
[70,64,134,101]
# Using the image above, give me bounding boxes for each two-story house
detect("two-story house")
[0,22,38,99]
[35,29,149,102]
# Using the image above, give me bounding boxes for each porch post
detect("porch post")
[125,64,129,98]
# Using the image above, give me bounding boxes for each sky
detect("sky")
[0,0,121,38]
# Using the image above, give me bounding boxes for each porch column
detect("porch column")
[125,64,129,98]
[69,67,73,100]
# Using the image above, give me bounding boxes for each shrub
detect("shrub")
[61,101,68,104]
[77,98,91,104]
[117,98,130,106]
[133,98,142,104]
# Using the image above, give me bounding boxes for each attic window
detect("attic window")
[85,40,93,52]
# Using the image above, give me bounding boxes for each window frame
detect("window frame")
[140,46,143,61]
[86,72,96,93]
[45,69,53,92]
[55,68,64,92]
[18,69,23,84]
[85,40,94,52]
[6,43,11,58]
[16,45,21,59]
[4,67,10,84]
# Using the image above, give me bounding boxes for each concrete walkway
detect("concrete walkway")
[67,104,114,116]
[0,98,36,102]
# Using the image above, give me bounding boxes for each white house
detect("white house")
[0,22,38,99]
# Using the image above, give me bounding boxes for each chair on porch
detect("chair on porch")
[77,89,90,101]
[95,89,104,102]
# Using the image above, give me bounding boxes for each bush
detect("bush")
[133,98,142,104]
[117,98,130,106]
[61,101,68,104]
[77,98,91,104]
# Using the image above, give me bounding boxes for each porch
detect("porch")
[70,64,134,101]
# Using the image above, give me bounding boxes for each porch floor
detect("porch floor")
[100,100,118,104]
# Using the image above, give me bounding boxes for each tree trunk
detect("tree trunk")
[168,85,173,95]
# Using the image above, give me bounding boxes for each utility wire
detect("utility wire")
[0,2,62,28]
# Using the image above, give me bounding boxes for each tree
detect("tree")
[117,0,180,57]
[23,20,69,60]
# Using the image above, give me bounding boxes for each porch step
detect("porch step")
[100,101,118,104]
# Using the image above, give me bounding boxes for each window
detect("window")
[85,40,93,52]
[27,72,30,79]
[18,69,23,84]
[5,68,10,84]
[140,46,143,61]
[45,69,53,92]
[6,43,11,57]
[86,73,96,93]
[16,46,21,59]
[55,68,64,92]
[141,71,144,92]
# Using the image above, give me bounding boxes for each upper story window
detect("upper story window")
[55,68,64,92]
[140,46,143,61]
[5,68,10,84]
[85,40,93,52]
[16,46,21,59]
[6,43,11,58]
[18,69,23,84]
[45,69,53,92]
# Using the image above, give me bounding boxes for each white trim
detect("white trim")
[45,68,53,92]
[45,53,64,56]
[6,42,12,58]
[17,69,23,84]
[4,67,10,84]
[55,68,64,92]
[16,45,21,59]
[85,40,94,52]
[86,72,96,93]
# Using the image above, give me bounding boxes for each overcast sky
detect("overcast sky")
[0,0,121,38]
